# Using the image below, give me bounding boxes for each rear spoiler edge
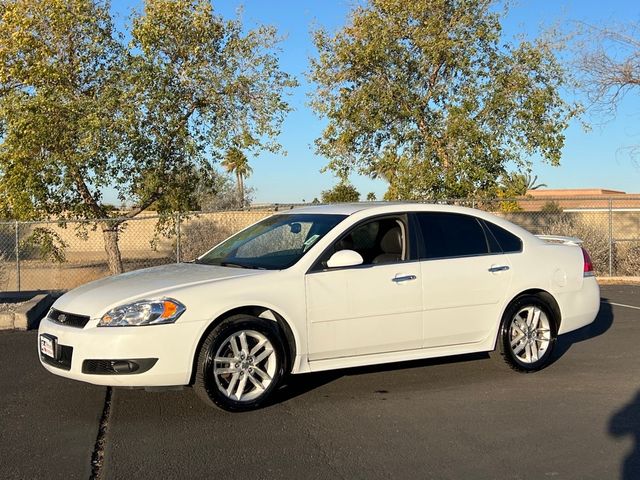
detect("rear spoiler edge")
[535,235,583,246]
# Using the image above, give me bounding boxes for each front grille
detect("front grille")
[47,308,90,329]
[41,344,73,371]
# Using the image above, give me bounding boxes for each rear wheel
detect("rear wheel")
[194,315,285,411]
[496,295,557,372]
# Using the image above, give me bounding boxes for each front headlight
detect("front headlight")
[98,298,186,327]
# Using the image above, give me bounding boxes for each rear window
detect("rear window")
[416,213,489,259]
[484,221,522,253]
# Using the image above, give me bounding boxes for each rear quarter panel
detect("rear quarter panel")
[502,240,600,336]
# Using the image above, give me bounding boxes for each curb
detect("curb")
[597,277,640,285]
[0,294,55,331]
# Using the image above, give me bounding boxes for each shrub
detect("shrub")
[0,253,7,290]
[615,243,640,277]
[179,218,235,262]
[540,214,611,276]
[499,200,522,213]
[541,201,562,213]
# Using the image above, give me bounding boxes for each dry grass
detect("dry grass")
[179,218,235,262]
[540,215,611,276]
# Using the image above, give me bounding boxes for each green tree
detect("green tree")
[0,0,295,274]
[0,0,126,272]
[221,147,253,208]
[321,182,361,203]
[309,0,578,200]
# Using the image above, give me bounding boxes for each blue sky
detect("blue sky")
[110,0,640,202]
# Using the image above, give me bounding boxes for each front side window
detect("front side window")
[197,214,346,270]
[315,216,407,269]
[416,212,489,259]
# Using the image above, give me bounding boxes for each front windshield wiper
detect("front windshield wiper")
[219,261,268,270]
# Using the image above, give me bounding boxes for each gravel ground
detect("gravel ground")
[0,300,28,313]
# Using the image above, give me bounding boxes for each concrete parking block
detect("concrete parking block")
[0,293,55,330]
[0,311,14,329]
[13,294,54,330]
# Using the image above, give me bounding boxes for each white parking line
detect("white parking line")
[603,301,640,311]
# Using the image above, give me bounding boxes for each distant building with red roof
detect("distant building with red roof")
[521,188,640,211]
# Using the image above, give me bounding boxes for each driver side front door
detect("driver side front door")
[305,216,423,361]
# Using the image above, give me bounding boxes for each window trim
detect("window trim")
[307,213,414,274]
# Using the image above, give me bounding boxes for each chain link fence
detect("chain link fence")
[0,196,638,292]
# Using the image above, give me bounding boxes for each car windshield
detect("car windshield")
[196,213,347,270]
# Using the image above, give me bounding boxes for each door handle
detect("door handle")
[392,274,417,283]
[488,265,510,273]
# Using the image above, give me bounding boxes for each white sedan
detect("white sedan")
[38,203,600,411]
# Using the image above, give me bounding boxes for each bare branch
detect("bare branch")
[575,21,640,115]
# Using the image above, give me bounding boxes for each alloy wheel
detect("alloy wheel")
[213,330,277,402]
[508,306,552,364]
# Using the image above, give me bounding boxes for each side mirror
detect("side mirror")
[326,249,364,269]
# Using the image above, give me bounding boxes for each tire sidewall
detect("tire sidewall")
[199,317,285,412]
[499,295,557,372]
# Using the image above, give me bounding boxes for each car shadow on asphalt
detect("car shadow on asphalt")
[272,351,488,405]
[550,299,614,365]
[274,300,615,406]
[610,390,640,480]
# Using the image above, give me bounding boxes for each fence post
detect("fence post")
[176,212,181,264]
[608,198,613,277]
[14,220,20,292]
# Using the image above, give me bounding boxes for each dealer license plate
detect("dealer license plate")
[40,335,56,358]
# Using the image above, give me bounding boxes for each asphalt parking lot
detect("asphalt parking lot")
[1,285,639,479]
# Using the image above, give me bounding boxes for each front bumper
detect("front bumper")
[37,316,204,387]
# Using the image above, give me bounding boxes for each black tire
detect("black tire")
[495,295,558,372]
[194,315,286,411]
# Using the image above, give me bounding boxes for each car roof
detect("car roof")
[282,202,477,216]
[281,202,394,215]
[280,202,538,242]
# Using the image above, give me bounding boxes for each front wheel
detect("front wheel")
[496,295,557,372]
[194,315,285,411]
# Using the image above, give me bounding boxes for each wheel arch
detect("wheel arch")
[188,305,298,385]
[495,288,562,348]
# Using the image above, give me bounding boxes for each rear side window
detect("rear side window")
[416,213,489,259]
[484,221,523,253]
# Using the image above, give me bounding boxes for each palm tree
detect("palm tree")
[500,172,547,196]
[523,173,547,191]
[221,147,252,208]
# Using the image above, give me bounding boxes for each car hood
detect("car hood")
[52,263,267,317]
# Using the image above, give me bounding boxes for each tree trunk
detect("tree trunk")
[237,172,244,208]
[102,224,124,275]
